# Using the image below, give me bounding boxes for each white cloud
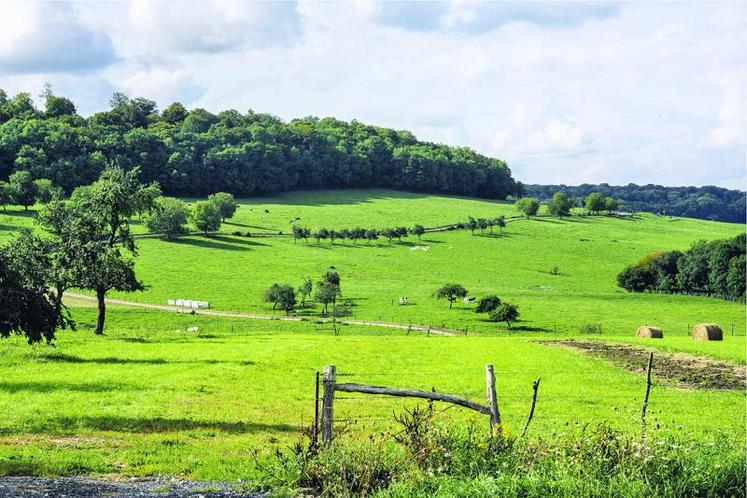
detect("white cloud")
[0,0,744,189]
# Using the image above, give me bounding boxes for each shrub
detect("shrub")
[475,295,501,313]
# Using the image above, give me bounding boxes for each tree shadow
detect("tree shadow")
[530,218,563,224]
[169,237,250,251]
[211,235,268,247]
[0,381,137,393]
[506,325,553,332]
[32,352,255,366]
[0,416,298,435]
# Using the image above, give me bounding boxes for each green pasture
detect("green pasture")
[0,307,743,480]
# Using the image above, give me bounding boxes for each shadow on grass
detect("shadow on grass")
[168,236,259,251]
[0,417,298,435]
[32,352,255,366]
[0,381,137,394]
[210,235,268,247]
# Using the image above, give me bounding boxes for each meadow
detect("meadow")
[0,189,744,492]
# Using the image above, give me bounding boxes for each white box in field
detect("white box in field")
[169,299,210,309]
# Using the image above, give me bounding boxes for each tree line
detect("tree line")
[524,183,746,223]
[616,233,745,301]
[0,89,520,200]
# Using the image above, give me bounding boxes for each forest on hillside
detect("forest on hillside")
[0,89,518,199]
[525,183,746,223]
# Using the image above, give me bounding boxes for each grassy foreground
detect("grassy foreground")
[0,307,743,484]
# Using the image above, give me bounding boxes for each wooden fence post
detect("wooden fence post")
[322,365,336,444]
[641,353,653,432]
[313,370,320,447]
[485,364,500,432]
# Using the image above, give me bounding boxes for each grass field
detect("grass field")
[0,189,744,488]
[0,307,743,481]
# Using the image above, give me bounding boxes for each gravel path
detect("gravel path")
[0,477,264,498]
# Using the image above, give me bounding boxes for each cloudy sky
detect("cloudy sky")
[0,1,744,188]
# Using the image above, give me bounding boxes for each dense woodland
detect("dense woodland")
[0,89,519,199]
[525,184,746,223]
[617,234,746,301]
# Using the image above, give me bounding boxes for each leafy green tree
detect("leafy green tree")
[382,228,396,243]
[726,254,746,301]
[489,303,520,329]
[0,248,72,344]
[329,230,338,244]
[44,95,76,118]
[395,226,408,242]
[477,218,488,233]
[208,192,238,221]
[315,281,340,314]
[412,224,425,240]
[146,197,190,239]
[292,225,310,243]
[548,192,571,218]
[604,197,620,214]
[495,216,506,232]
[585,192,607,214]
[9,171,36,210]
[475,295,501,313]
[338,229,350,243]
[0,181,13,211]
[434,283,468,309]
[466,216,478,234]
[264,283,296,313]
[322,270,340,286]
[515,198,540,218]
[161,102,188,124]
[314,227,330,244]
[33,179,61,204]
[191,200,222,235]
[298,277,313,307]
[365,228,379,244]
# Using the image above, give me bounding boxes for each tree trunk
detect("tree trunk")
[449,299,453,309]
[95,288,106,335]
[53,284,65,313]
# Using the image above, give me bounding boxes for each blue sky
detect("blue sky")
[0,1,744,188]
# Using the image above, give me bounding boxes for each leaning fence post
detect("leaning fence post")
[485,364,501,432]
[641,353,653,432]
[322,365,336,444]
[313,370,320,447]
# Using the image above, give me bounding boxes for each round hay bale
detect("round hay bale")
[636,326,663,338]
[692,323,723,341]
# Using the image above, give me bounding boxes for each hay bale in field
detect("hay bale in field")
[692,323,723,341]
[636,326,663,338]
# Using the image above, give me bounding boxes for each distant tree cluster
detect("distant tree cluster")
[265,270,342,315]
[145,191,236,238]
[0,89,520,200]
[292,224,429,245]
[617,234,745,301]
[524,183,746,223]
[435,285,521,328]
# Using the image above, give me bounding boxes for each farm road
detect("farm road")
[65,293,457,336]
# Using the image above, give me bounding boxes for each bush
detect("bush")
[475,295,501,313]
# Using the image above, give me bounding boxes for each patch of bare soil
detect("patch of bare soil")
[542,340,746,390]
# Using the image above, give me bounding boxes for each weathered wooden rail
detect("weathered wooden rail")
[319,364,502,444]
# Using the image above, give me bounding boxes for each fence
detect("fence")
[314,355,660,445]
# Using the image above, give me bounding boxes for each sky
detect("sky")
[0,1,745,189]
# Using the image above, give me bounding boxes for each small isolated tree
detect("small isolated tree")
[412,224,425,240]
[314,227,330,244]
[298,277,313,307]
[466,216,478,234]
[315,281,340,314]
[147,197,189,239]
[365,228,379,244]
[585,192,607,214]
[515,198,539,218]
[0,181,13,211]
[489,303,519,329]
[605,197,620,214]
[9,171,36,210]
[208,192,238,221]
[475,295,501,313]
[434,283,468,309]
[264,283,296,312]
[191,200,222,235]
[495,216,506,232]
[33,179,61,204]
[548,192,571,218]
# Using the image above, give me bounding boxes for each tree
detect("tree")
[548,192,571,218]
[314,281,340,314]
[726,254,746,301]
[382,228,396,243]
[9,171,36,210]
[314,227,330,244]
[338,228,350,243]
[44,95,76,118]
[585,192,607,214]
[466,216,478,234]
[329,230,338,244]
[298,277,313,307]
[475,295,501,313]
[495,216,506,232]
[264,283,296,313]
[515,198,539,218]
[489,303,519,329]
[477,218,488,233]
[604,197,620,214]
[412,224,425,240]
[33,179,61,204]
[322,270,340,286]
[146,197,190,239]
[0,181,13,211]
[208,192,238,221]
[365,228,379,244]
[395,226,408,242]
[191,200,222,235]
[161,102,188,124]
[292,225,310,243]
[434,283,468,309]
[0,248,72,344]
